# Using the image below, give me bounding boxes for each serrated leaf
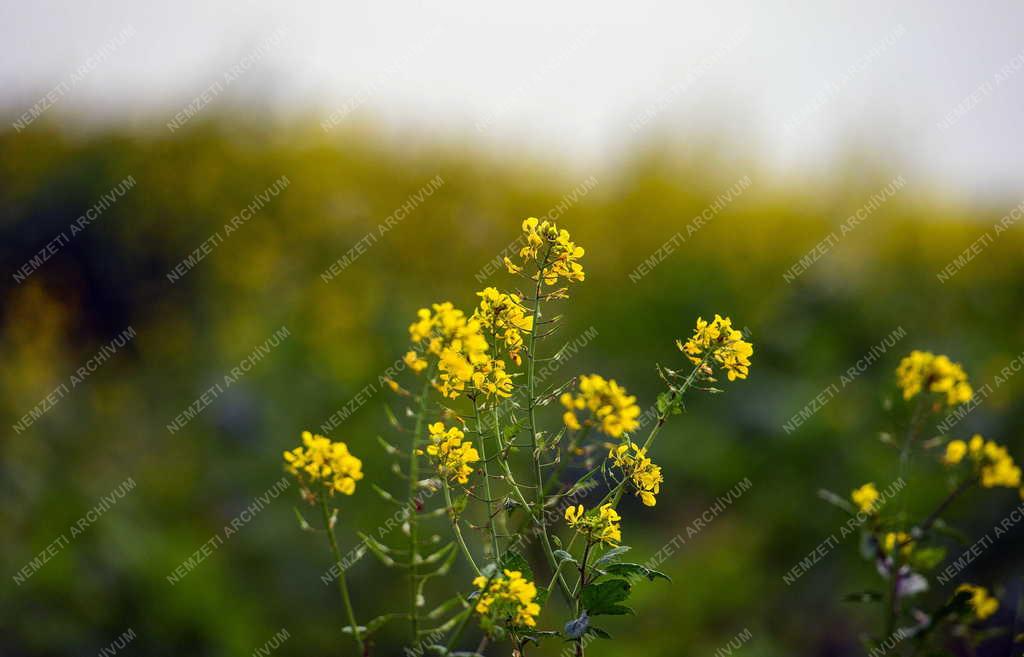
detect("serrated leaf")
[587,626,611,639]
[581,579,633,616]
[500,549,534,583]
[593,545,631,567]
[553,549,577,566]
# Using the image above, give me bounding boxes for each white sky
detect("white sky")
[3,1,1023,202]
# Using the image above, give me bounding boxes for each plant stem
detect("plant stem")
[319,494,364,653]
[408,372,433,640]
[473,397,502,562]
[442,478,481,576]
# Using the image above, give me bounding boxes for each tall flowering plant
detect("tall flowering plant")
[825,350,1022,655]
[281,218,753,656]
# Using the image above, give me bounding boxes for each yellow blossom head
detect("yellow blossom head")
[473,569,541,629]
[851,482,880,514]
[678,314,753,381]
[473,287,533,366]
[563,503,622,545]
[957,583,999,620]
[609,442,663,507]
[424,422,479,484]
[504,217,585,288]
[896,350,972,406]
[283,431,364,495]
[561,374,641,438]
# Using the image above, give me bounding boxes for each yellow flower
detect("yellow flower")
[504,217,585,288]
[609,442,663,507]
[884,531,913,556]
[944,439,967,465]
[896,350,972,406]
[561,374,641,438]
[424,422,479,484]
[403,350,428,373]
[473,287,533,366]
[283,431,364,495]
[678,314,753,381]
[950,434,1022,488]
[473,570,541,628]
[563,503,622,545]
[851,482,880,514]
[957,583,999,620]
[408,302,483,364]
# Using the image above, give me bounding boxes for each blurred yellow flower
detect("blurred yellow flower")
[945,434,1021,488]
[851,482,880,514]
[283,431,364,495]
[957,583,999,620]
[896,350,972,406]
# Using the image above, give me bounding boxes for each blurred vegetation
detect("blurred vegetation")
[2,118,1023,657]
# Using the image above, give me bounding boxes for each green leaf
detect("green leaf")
[910,546,947,572]
[586,626,612,640]
[553,549,577,566]
[593,545,631,567]
[500,549,534,583]
[581,579,633,616]
[362,613,405,636]
[601,562,671,583]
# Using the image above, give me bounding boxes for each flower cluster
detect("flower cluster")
[957,583,999,620]
[896,350,973,406]
[564,503,622,545]
[283,431,364,495]
[472,569,541,628]
[473,287,533,366]
[560,374,641,438]
[883,531,913,557]
[851,482,880,514]
[503,217,585,287]
[609,442,663,507]
[678,314,753,381]
[943,434,1021,488]
[423,422,479,484]
[405,301,487,374]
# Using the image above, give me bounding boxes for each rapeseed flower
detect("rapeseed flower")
[503,217,585,287]
[473,287,533,366]
[678,314,753,381]
[472,569,541,628]
[896,350,972,406]
[851,482,880,514]
[283,431,364,495]
[422,422,480,484]
[560,374,641,438]
[957,583,999,620]
[609,442,663,507]
[564,503,622,545]
[943,435,1021,488]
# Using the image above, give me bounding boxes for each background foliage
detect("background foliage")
[2,119,1022,656]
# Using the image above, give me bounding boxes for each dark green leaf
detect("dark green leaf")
[581,579,633,616]
[602,562,671,583]
[500,549,534,583]
[593,545,631,567]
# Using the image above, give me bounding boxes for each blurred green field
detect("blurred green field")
[2,119,1023,656]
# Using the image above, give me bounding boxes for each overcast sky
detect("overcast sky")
[3,1,1023,202]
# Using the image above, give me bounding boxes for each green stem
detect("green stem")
[408,372,433,640]
[473,397,502,562]
[319,494,364,653]
[442,478,481,576]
